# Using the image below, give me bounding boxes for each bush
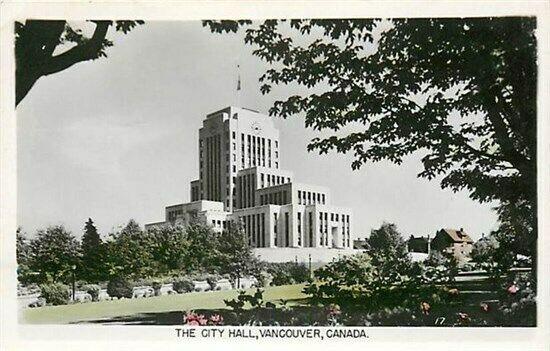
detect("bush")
[422,251,459,284]
[206,275,218,290]
[497,271,536,326]
[83,284,101,302]
[271,271,294,286]
[265,262,310,286]
[289,263,311,283]
[39,283,70,306]
[107,276,134,299]
[173,278,195,293]
[152,281,162,296]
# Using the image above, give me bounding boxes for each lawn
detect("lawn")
[21,284,307,325]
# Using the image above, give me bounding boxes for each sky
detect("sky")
[16,21,499,241]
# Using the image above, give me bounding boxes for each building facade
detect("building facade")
[146,107,357,261]
[431,228,474,263]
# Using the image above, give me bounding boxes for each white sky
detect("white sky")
[16,21,498,241]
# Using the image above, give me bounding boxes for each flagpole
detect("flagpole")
[236,64,241,108]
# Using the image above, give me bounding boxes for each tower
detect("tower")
[191,106,281,212]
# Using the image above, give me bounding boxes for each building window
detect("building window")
[298,190,302,204]
[275,162,278,169]
[322,194,325,204]
[285,212,289,247]
[297,212,302,246]
[274,213,278,246]
[308,212,313,247]
[261,213,265,247]
[232,131,236,139]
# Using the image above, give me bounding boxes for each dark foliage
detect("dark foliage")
[39,282,70,306]
[107,275,134,299]
[80,218,108,283]
[15,20,144,106]
[172,278,195,293]
[204,17,537,258]
[27,225,80,284]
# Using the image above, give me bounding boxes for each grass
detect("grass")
[21,284,307,325]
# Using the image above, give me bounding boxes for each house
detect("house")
[431,228,474,262]
[407,235,430,254]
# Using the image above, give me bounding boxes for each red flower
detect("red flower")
[480,303,490,312]
[457,312,471,325]
[183,311,208,326]
[507,284,519,295]
[326,304,342,317]
[209,314,224,326]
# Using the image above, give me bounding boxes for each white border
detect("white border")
[1,1,549,350]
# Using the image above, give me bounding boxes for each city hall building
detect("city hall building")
[146,107,358,262]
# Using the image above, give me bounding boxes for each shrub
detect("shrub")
[289,263,311,283]
[173,278,195,293]
[39,283,70,306]
[107,275,133,299]
[423,251,458,283]
[206,275,218,290]
[265,262,310,286]
[152,281,162,296]
[303,252,447,312]
[497,271,536,326]
[271,271,294,286]
[83,284,101,302]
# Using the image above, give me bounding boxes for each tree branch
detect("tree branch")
[41,21,111,76]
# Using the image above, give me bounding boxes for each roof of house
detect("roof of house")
[440,228,474,243]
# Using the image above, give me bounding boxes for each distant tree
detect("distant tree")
[28,225,80,283]
[204,18,537,256]
[16,227,30,264]
[105,219,153,278]
[367,222,407,254]
[16,227,33,284]
[471,230,517,284]
[423,250,459,283]
[218,222,255,285]
[80,218,108,283]
[15,20,144,106]
[471,234,500,264]
[183,224,222,274]
[146,225,189,274]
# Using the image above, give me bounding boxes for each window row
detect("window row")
[259,190,289,206]
[298,190,326,205]
[259,173,290,188]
